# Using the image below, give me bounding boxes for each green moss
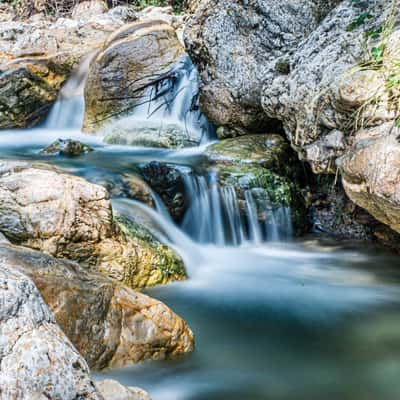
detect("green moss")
[114,214,187,285]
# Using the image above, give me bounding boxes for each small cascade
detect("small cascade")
[181,172,293,246]
[44,53,94,130]
[103,54,215,146]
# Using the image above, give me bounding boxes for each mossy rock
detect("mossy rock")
[113,214,187,288]
[204,134,308,234]
[205,134,301,180]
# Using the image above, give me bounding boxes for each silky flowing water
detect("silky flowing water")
[2,61,400,400]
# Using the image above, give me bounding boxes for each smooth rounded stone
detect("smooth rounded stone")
[204,135,308,234]
[0,243,194,370]
[339,123,400,234]
[83,19,185,133]
[184,0,340,133]
[262,0,393,173]
[0,263,102,400]
[40,138,94,156]
[103,121,199,149]
[0,160,186,288]
[96,380,151,400]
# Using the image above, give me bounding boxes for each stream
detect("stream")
[2,59,400,400]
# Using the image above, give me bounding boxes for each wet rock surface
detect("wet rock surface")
[0,243,194,371]
[0,160,186,288]
[141,161,187,221]
[41,138,94,156]
[205,134,308,234]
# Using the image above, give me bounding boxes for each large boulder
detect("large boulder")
[184,0,340,134]
[339,123,400,234]
[0,160,186,288]
[0,263,102,400]
[262,0,393,173]
[0,243,194,370]
[83,19,184,133]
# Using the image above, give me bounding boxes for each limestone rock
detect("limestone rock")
[0,160,186,288]
[71,1,108,21]
[0,243,194,370]
[83,19,185,133]
[184,0,340,133]
[339,123,400,234]
[96,380,151,400]
[0,56,77,129]
[0,263,102,400]
[262,0,394,173]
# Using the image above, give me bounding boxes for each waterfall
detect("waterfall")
[181,172,293,246]
[102,54,215,146]
[44,53,95,130]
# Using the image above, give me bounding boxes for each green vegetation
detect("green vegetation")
[350,0,400,129]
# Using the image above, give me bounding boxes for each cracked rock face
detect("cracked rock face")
[0,263,102,400]
[262,0,393,173]
[184,0,340,134]
[0,243,194,371]
[0,160,186,288]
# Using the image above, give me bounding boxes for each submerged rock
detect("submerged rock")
[0,160,186,288]
[40,138,94,156]
[0,243,194,370]
[83,19,184,133]
[0,263,102,400]
[184,0,340,133]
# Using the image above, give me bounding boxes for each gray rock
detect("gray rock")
[96,380,151,400]
[0,263,102,400]
[0,243,194,371]
[184,0,340,133]
[262,0,392,172]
